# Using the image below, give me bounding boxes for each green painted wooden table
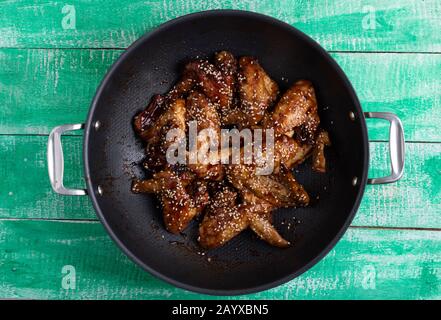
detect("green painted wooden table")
[0,0,440,300]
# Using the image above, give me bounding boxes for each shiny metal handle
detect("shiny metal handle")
[365,112,405,184]
[47,124,87,195]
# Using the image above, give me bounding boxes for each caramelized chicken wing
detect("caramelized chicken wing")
[134,98,186,171]
[183,60,233,111]
[274,135,313,172]
[241,190,275,214]
[265,80,319,141]
[275,167,310,206]
[198,188,248,249]
[199,188,289,248]
[133,95,166,142]
[240,191,288,247]
[224,57,279,127]
[187,179,210,214]
[132,169,200,234]
[167,75,196,102]
[248,214,290,248]
[214,51,237,78]
[214,51,238,120]
[226,162,309,208]
[186,91,224,180]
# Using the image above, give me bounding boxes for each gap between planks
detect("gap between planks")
[1,42,434,53]
[1,47,441,54]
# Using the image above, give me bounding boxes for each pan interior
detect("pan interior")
[84,11,368,294]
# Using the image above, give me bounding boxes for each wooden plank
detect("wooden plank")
[0,49,122,134]
[0,135,94,220]
[0,135,439,229]
[0,0,440,52]
[333,52,441,142]
[1,49,440,141]
[0,219,438,299]
[354,142,441,228]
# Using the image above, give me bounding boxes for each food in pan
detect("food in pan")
[132,51,330,249]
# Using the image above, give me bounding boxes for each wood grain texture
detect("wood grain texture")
[1,135,439,229]
[1,49,440,141]
[0,135,93,220]
[354,142,441,228]
[0,219,439,299]
[0,49,121,134]
[333,52,441,142]
[0,0,440,52]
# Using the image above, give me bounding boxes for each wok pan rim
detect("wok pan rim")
[83,9,369,296]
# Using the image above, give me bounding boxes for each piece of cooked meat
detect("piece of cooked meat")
[134,98,186,171]
[248,213,290,248]
[275,167,310,207]
[226,162,309,208]
[199,187,289,249]
[144,98,186,144]
[214,51,238,120]
[186,91,224,181]
[187,91,221,132]
[224,57,279,127]
[183,59,233,112]
[133,95,166,142]
[214,51,237,78]
[198,187,248,249]
[311,129,331,173]
[167,75,196,102]
[241,191,289,248]
[132,169,199,234]
[216,129,312,174]
[265,80,319,142]
[274,134,313,173]
[142,142,168,172]
[187,179,210,214]
[241,190,275,214]
[166,52,237,104]
[227,165,291,207]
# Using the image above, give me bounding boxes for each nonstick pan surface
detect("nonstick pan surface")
[82,10,369,295]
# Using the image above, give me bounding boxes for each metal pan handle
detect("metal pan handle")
[47,124,87,195]
[364,112,405,185]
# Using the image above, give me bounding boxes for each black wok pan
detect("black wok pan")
[47,10,405,295]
